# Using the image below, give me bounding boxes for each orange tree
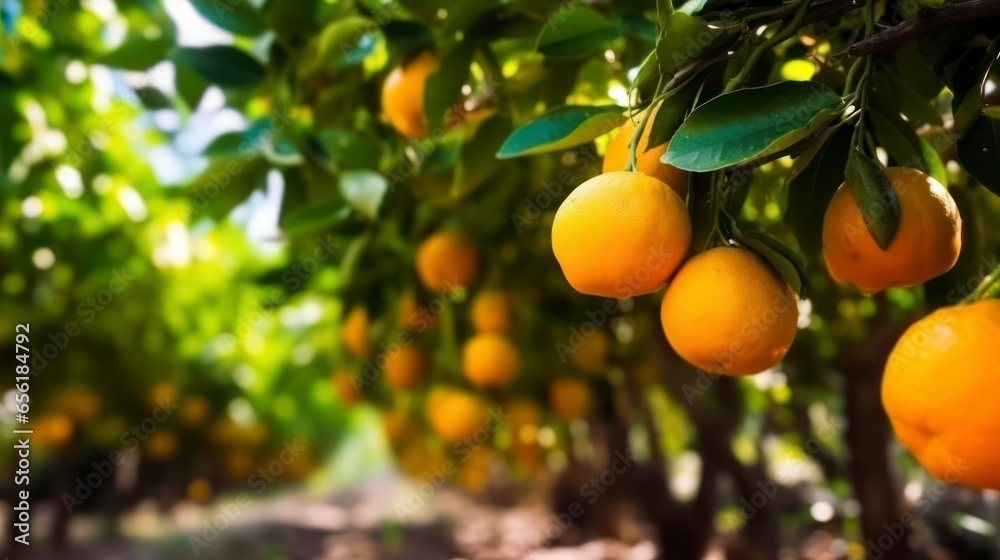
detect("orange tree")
[4,0,1000,557]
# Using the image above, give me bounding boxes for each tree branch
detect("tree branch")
[838,0,1000,58]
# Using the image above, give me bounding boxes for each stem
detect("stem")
[626,79,660,172]
[962,263,1000,304]
[724,0,813,93]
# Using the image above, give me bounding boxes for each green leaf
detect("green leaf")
[737,231,809,297]
[497,105,627,159]
[868,109,922,167]
[134,87,172,110]
[535,6,622,59]
[646,85,696,150]
[172,46,266,89]
[175,60,210,109]
[203,132,247,156]
[655,12,713,78]
[100,36,173,70]
[340,170,388,219]
[845,150,899,250]
[317,16,378,69]
[919,138,949,187]
[872,68,942,128]
[189,0,266,36]
[281,201,356,235]
[424,45,474,132]
[315,130,381,170]
[786,125,853,257]
[631,50,660,104]
[663,81,844,172]
[622,13,658,42]
[956,115,1000,196]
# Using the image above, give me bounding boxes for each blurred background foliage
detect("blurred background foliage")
[1,0,1000,559]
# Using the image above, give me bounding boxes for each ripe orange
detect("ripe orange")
[462,333,520,387]
[570,330,611,374]
[602,101,690,199]
[661,247,798,375]
[180,395,210,427]
[549,378,593,420]
[416,231,479,292]
[426,387,489,443]
[822,167,962,294]
[381,50,440,139]
[471,290,515,333]
[882,299,1000,491]
[342,307,371,357]
[385,346,431,390]
[144,430,179,462]
[332,370,361,403]
[399,291,439,332]
[552,171,691,298]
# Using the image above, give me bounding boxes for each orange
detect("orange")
[822,167,961,294]
[342,307,371,357]
[399,291,439,332]
[144,430,178,461]
[426,387,489,443]
[382,409,418,449]
[570,330,611,374]
[332,370,361,403]
[187,478,212,504]
[179,395,210,427]
[462,333,520,387]
[34,414,74,450]
[882,299,1000,491]
[602,101,690,199]
[55,388,101,422]
[384,346,431,389]
[628,358,660,385]
[549,378,593,420]
[471,290,514,333]
[416,231,479,292]
[661,247,798,375]
[381,50,440,139]
[552,171,691,298]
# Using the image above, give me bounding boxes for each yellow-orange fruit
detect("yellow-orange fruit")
[385,346,431,390]
[416,231,479,291]
[661,247,798,375]
[822,167,961,294]
[882,299,1000,491]
[462,333,520,387]
[426,387,489,443]
[570,330,611,374]
[471,290,515,333]
[549,378,593,420]
[381,51,440,139]
[342,307,371,357]
[602,101,690,199]
[332,370,360,403]
[552,171,691,298]
[180,395,210,427]
[144,430,178,462]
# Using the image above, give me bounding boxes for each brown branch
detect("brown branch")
[839,0,1000,58]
